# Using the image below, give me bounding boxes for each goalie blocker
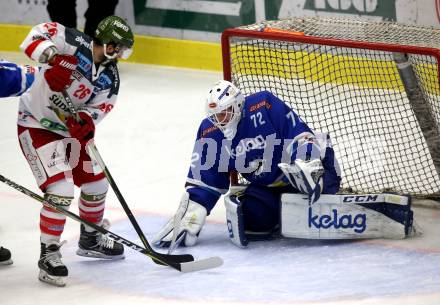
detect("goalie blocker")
[281,193,414,240]
[225,192,415,246]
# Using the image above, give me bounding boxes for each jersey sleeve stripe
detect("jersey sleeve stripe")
[186,178,228,194]
[24,39,53,61]
[24,39,45,58]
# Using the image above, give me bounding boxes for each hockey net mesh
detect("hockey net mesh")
[224,17,440,199]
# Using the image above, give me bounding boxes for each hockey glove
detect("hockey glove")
[153,192,207,248]
[279,159,324,204]
[44,54,77,92]
[66,112,95,144]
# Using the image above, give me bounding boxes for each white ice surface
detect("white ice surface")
[1,52,440,305]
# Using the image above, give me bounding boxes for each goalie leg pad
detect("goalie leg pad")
[358,198,414,236]
[224,194,248,248]
[281,193,414,239]
[225,185,284,247]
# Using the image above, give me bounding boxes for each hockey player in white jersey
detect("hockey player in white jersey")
[16,16,134,286]
[154,81,415,250]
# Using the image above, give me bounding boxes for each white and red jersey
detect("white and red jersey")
[18,22,119,137]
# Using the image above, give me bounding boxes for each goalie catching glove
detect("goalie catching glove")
[279,159,324,204]
[153,192,207,248]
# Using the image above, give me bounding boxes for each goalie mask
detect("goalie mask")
[205,80,244,140]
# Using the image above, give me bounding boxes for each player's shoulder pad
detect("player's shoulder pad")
[245,90,273,103]
[197,118,223,140]
[242,90,278,117]
[65,29,95,80]
[65,28,93,52]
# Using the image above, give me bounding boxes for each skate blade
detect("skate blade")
[0,259,13,266]
[76,248,125,260]
[38,270,66,287]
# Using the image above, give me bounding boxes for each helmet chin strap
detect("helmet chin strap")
[103,44,119,60]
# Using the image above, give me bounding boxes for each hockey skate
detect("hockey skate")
[38,241,68,287]
[76,225,124,259]
[0,246,13,265]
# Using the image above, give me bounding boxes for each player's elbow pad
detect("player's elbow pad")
[39,46,58,64]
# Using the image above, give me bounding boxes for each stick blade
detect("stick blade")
[179,256,223,273]
[147,251,194,266]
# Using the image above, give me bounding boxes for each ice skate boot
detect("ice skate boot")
[0,246,13,265]
[76,225,124,259]
[38,241,68,287]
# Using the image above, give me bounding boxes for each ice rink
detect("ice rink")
[1,52,440,305]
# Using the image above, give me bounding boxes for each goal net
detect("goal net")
[221,17,440,200]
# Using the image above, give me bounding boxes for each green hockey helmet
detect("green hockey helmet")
[94,16,134,59]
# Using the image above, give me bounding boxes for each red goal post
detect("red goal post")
[221,18,440,200]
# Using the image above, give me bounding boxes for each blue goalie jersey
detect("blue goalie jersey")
[186,91,342,213]
[0,60,38,98]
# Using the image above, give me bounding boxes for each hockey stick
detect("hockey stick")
[0,174,223,272]
[60,90,223,270]
[61,90,159,255]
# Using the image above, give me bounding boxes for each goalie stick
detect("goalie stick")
[0,174,223,272]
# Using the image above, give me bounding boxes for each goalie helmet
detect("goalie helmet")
[94,16,134,60]
[205,80,245,140]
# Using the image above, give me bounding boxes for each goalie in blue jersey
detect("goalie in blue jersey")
[154,80,415,248]
[0,60,39,98]
[154,80,344,248]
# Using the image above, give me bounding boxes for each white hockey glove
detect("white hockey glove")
[153,192,207,249]
[279,159,324,204]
